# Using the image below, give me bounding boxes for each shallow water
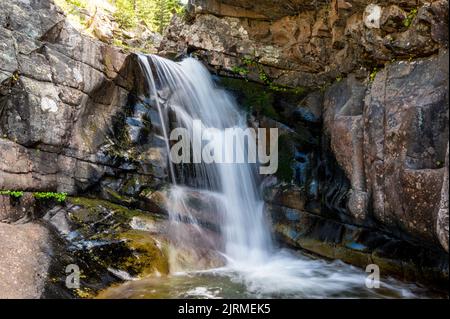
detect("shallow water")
[98,249,437,299]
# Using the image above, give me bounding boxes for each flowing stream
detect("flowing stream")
[99,55,435,298]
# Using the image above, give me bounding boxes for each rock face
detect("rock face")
[160,0,449,286]
[0,0,168,196]
[0,0,170,298]
[437,144,449,252]
[324,51,449,246]
[322,49,449,242]
[160,0,448,89]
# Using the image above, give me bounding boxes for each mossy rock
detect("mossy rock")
[65,197,168,279]
[68,197,152,231]
[276,134,295,183]
[117,230,169,276]
[219,77,278,119]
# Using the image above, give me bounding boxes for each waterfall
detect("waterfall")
[116,54,425,298]
[138,54,272,265]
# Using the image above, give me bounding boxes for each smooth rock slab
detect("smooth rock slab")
[0,222,51,299]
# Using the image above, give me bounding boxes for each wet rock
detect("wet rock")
[42,197,170,297]
[267,203,449,288]
[263,184,306,212]
[323,75,368,224]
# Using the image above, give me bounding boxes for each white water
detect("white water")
[136,55,424,298]
[138,54,271,263]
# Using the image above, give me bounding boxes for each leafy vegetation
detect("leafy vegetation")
[231,66,250,76]
[403,8,418,28]
[0,190,24,198]
[66,0,87,9]
[33,192,68,203]
[369,67,378,83]
[1,190,68,202]
[113,0,184,33]
[55,0,184,35]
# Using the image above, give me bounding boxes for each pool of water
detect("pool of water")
[97,249,437,299]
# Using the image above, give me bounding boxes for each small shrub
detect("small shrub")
[33,192,68,203]
[403,8,418,28]
[369,67,378,83]
[0,190,24,198]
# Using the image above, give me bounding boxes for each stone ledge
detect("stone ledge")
[266,203,449,290]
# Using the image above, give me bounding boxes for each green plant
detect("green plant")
[231,66,249,76]
[33,192,67,203]
[369,67,378,83]
[112,0,184,33]
[403,8,418,28]
[66,0,86,8]
[0,190,24,198]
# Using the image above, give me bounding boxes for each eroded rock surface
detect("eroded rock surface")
[160,0,448,89]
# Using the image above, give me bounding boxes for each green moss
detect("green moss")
[68,197,148,220]
[75,287,94,299]
[230,57,306,96]
[104,187,135,205]
[68,197,164,235]
[231,66,250,76]
[67,197,168,277]
[118,230,169,276]
[219,77,278,119]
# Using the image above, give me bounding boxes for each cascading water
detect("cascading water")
[129,54,427,298]
[138,54,271,264]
